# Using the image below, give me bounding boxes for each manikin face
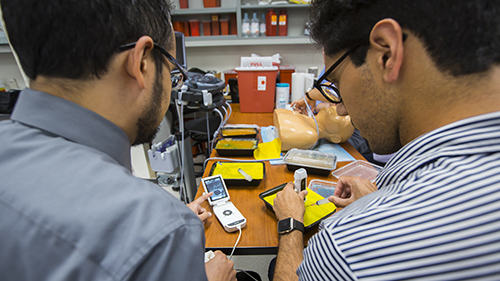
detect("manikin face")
[324,50,402,154]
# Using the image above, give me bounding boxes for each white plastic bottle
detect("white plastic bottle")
[250,13,259,38]
[259,14,266,37]
[242,13,250,38]
[275,83,290,109]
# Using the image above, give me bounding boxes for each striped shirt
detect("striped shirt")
[298,111,500,280]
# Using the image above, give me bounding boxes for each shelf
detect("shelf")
[172,7,237,15]
[240,4,309,9]
[185,36,312,47]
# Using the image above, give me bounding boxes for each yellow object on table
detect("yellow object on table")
[253,138,281,160]
[215,138,258,150]
[263,187,336,228]
[212,162,264,180]
[221,128,257,137]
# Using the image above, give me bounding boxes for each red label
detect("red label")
[250,62,264,67]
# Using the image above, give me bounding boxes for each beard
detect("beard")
[132,66,165,146]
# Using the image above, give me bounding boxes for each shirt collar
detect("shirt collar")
[11,88,132,171]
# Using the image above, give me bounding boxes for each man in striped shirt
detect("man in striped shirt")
[272,1,500,280]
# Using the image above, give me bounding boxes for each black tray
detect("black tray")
[258,183,337,231]
[209,161,265,187]
[285,163,332,176]
[215,138,258,157]
[220,127,259,138]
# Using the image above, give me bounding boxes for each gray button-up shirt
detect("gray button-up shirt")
[0,89,208,280]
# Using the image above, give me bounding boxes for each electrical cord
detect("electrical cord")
[206,111,211,157]
[211,108,225,151]
[176,97,188,204]
[228,225,242,260]
[304,88,320,150]
[221,103,229,124]
[230,226,260,281]
[226,101,233,123]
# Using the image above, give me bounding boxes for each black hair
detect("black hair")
[309,0,500,76]
[1,0,174,80]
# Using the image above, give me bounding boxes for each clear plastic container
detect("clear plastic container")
[308,179,336,198]
[283,148,337,176]
[331,160,383,183]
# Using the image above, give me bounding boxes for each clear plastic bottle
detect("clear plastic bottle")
[259,14,266,37]
[242,13,250,38]
[250,13,259,38]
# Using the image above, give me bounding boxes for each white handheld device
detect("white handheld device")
[294,168,307,193]
[201,174,246,232]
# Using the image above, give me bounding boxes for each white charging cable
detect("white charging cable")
[303,88,320,150]
[211,108,225,151]
[228,225,243,260]
[225,101,232,122]
[177,86,188,203]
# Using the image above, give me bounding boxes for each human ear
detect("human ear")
[369,19,405,83]
[125,36,155,89]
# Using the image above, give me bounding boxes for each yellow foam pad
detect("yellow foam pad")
[212,162,264,180]
[263,187,336,227]
[253,138,281,160]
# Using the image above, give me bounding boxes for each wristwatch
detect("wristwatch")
[305,91,312,101]
[277,217,304,235]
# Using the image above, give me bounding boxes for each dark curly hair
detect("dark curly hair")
[309,0,500,77]
[2,0,174,80]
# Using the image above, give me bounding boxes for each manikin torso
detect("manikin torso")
[273,106,354,151]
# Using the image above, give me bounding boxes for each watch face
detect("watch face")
[278,218,291,232]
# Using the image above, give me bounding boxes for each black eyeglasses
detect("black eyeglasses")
[314,44,361,104]
[315,34,408,104]
[118,42,188,91]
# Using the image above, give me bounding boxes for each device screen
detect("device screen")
[203,176,228,202]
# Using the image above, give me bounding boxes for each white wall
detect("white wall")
[0,51,27,89]
[0,43,325,90]
[186,43,325,76]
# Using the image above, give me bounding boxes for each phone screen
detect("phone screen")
[203,176,228,202]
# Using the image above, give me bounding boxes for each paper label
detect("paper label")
[258,76,266,91]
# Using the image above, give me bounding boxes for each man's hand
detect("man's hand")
[330,176,377,207]
[188,192,212,224]
[273,182,307,221]
[205,251,237,281]
[291,97,316,115]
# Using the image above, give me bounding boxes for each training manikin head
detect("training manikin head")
[273,106,354,151]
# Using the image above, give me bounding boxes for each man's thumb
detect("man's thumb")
[329,196,351,208]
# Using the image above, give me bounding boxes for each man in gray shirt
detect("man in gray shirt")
[0,0,236,280]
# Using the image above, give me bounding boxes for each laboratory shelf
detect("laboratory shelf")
[172,7,237,15]
[240,4,309,9]
[185,35,312,47]
[171,1,311,47]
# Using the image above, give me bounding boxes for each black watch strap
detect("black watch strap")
[305,91,312,101]
[278,217,304,235]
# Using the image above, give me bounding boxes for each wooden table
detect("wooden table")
[195,104,366,255]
